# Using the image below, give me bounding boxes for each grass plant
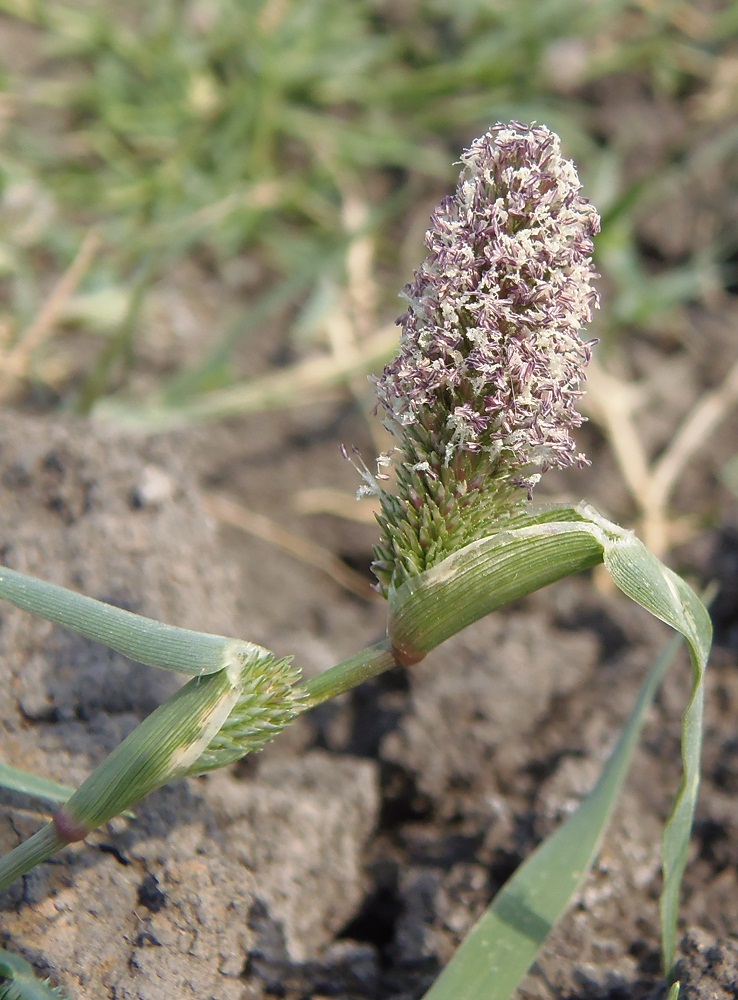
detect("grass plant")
[0,3,734,996]
[0,121,714,1000]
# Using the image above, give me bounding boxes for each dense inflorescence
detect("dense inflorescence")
[369,122,600,593]
[188,653,305,773]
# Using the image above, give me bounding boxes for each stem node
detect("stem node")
[53,810,90,845]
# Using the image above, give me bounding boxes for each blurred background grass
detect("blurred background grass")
[0,0,736,432]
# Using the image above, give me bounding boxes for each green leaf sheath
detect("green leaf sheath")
[388,508,603,662]
[0,645,305,890]
[0,565,260,676]
[61,667,242,831]
[0,666,241,891]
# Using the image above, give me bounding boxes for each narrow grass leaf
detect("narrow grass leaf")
[0,761,74,806]
[422,632,684,1000]
[0,564,266,677]
[602,538,712,975]
[389,503,711,978]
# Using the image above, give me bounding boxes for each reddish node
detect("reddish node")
[53,810,90,844]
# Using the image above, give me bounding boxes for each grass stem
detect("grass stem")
[300,639,398,707]
[0,823,66,893]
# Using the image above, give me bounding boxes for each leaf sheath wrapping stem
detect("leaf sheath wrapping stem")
[0,646,304,890]
[60,664,242,833]
[388,515,603,662]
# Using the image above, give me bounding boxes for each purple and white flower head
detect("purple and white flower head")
[370,122,600,591]
[376,122,599,484]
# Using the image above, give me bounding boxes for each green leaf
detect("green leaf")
[0,660,245,893]
[600,530,711,975]
[0,761,74,806]
[0,760,136,824]
[0,663,240,892]
[389,502,712,976]
[0,564,268,677]
[422,632,684,1000]
[0,949,70,999]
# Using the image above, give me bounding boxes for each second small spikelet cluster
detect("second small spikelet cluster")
[188,650,306,774]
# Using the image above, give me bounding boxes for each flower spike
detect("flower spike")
[370,122,600,592]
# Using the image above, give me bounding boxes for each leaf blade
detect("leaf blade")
[602,537,712,974]
[0,761,74,806]
[422,632,683,1000]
